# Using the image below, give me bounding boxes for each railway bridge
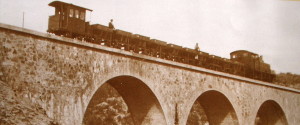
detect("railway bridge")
[0,23,299,125]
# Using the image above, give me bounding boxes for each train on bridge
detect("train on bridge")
[47,1,275,82]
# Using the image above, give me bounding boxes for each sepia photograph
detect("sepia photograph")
[0,0,299,124]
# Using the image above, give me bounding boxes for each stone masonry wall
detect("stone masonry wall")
[0,24,299,125]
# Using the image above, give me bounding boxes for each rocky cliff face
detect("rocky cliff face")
[186,101,208,125]
[0,80,56,125]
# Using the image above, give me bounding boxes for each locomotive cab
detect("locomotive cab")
[48,1,92,37]
[230,50,271,73]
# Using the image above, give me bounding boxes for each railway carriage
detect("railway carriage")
[90,24,113,45]
[150,39,168,58]
[115,30,132,50]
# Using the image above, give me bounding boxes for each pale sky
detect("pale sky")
[0,0,299,74]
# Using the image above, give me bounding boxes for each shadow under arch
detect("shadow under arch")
[187,90,239,125]
[82,75,167,125]
[255,100,288,125]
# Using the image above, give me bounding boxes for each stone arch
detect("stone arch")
[82,75,167,125]
[254,100,288,125]
[187,90,239,125]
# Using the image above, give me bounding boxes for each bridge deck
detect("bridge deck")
[0,23,299,94]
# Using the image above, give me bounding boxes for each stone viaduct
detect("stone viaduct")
[0,23,299,125]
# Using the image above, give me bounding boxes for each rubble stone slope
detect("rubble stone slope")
[0,81,56,125]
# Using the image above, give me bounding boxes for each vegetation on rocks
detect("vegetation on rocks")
[186,101,209,125]
[274,73,300,89]
[83,83,134,125]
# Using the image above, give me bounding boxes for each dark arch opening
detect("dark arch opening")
[255,100,288,125]
[83,76,166,125]
[187,90,239,125]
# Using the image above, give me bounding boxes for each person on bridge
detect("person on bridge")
[109,19,115,30]
[108,19,116,47]
[195,43,200,51]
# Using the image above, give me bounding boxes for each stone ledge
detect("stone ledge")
[1,23,299,93]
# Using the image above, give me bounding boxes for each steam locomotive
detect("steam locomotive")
[47,1,275,82]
